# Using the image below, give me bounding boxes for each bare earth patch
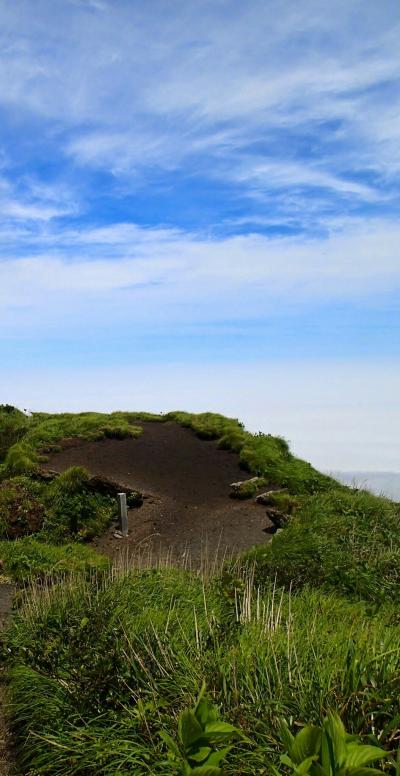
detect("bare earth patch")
[48,421,273,564]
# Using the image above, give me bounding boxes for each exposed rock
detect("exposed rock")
[229,476,267,499]
[265,506,290,529]
[256,488,288,505]
[37,468,59,481]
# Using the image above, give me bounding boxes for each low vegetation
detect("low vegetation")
[0,406,399,773]
[3,569,399,774]
[243,487,400,605]
[0,539,109,583]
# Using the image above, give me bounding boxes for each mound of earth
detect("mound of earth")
[47,421,273,564]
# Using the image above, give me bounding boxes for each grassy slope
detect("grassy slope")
[1,407,399,773]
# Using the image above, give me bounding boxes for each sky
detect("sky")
[0,0,399,472]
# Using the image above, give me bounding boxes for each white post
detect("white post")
[117,492,128,537]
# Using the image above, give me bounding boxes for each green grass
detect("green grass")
[3,567,399,774]
[242,487,400,604]
[0,405,30,460]
[1,407,399,774]
[0,538,109,583]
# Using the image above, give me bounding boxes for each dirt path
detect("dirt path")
[0,584,15,776]
[48,421,272,565]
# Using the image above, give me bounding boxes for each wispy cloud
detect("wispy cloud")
[1,217,399,334]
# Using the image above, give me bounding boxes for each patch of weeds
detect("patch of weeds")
[4,569,400,774]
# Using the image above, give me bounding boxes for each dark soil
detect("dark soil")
[48,421,273,564]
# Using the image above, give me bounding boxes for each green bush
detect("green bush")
[277,712,389,776]
[43,466,116,540]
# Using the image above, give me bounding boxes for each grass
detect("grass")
[0,405,30,460]
[0,538,109,583]
[0,407,399,772]
[0,468,117,548]
[3,566,399,774]
[242,487,400,604]
[0,411,145,477]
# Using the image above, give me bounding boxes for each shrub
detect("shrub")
[277,712,389,776]
[0,406,29,460]
[43,467,116,540]
[3,442,38,476]
[0,477,45,539]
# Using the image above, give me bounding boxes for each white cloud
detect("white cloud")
[0,217,399,331]
[0,0,399,185]
[0,174,78,222]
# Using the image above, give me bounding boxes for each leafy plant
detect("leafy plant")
[161,683,246,774]
[277,712,389,776]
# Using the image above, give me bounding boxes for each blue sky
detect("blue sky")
[1,0,399,470]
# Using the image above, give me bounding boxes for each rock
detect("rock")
[37,468,59,481]
[263,523,278,534]
[229,476,266,499]
[255,488,288,505]
[265,507,290,528]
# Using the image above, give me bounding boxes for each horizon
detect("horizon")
[1,0,399,473]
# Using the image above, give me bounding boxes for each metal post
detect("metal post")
[117,492,128,537]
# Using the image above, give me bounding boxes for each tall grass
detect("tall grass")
[4,564,399,774]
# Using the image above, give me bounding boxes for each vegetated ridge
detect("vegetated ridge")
[0,405,399,775]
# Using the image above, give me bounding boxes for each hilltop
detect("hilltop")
[0,406,399,775]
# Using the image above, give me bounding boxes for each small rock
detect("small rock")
[256,488,288,505]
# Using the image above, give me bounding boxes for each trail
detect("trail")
[48,421,273,564]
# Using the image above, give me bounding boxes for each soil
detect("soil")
[48,421,273,565]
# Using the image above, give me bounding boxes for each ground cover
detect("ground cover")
[0,405,399,773]
[3,567,399,774]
